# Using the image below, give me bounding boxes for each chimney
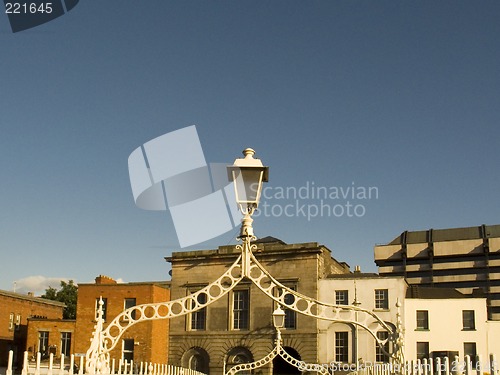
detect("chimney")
[95,275,117,285]
[354,265,361,274]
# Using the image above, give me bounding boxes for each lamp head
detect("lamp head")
[272,305,286,329]
[227,148,269,215]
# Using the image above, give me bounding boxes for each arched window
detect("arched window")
[226,347,253,375]
[182,347,209,374]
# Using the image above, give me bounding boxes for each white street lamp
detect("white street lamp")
[273,305,286,349]
[272,306,286,329]
[227,148,268,277]
[227,148,269,238]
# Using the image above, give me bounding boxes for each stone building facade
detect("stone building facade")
[73,275,170,364]
[374,224,500,320]
[0,289,65,367]
[166,238,350,375]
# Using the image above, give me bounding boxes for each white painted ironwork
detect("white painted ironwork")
[225,326,329,375]
[246,247,402,361]
[86,256,244,373]
[85,147,405,373]
[5,350,204,375]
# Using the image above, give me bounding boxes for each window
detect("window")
[190,293,207,330]
[226,347,253,375]
[335,332,349,363]
[189,354,205,372]
[462,310,475,330]
[233,290,249,330]
[375,289,389,309]
[183,347,209,374]
[38,331,49,356]
[95,298,107,321]
[61,332,71,356]
[464,342,477,361]
[8,313,14,331]
[283,290,296,329]
[122,339,134,362]
[15,314,21,330]
[416,342,429,360]
[376,331,389,363]
[335,290,349,305]
[416,310,429,330]
[124,298,136,320]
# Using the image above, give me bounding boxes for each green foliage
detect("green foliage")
[41,280,78,319]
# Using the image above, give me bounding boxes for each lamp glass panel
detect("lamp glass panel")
[232,169,263,205]
[273,311,285,328]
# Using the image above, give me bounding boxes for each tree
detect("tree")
[41,280,78,319]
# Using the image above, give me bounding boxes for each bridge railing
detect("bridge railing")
[3,351,206,375]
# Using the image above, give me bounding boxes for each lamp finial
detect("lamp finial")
[243,148,256,158]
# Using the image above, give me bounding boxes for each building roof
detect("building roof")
[0,289,66,307]
[166,239,328,260]
[166,238,351,272]
[326,272,378,279]
[253,236,286,244]
[78,280,171,288]
[405,286,472,299]
[386,224,500,245]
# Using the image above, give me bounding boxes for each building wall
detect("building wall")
[486,320,500,356]
[0,290,65,366]
[26,319,76,358]
[404,298,489,361]
[318,277,497,365]
[318,276,407,365]
[167,241,350,375]
[74,276,170,365]
[374,224,500,320]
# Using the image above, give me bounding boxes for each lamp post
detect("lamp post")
[353,281,361,370]
[227,148,268,276]
[272,306,286,347]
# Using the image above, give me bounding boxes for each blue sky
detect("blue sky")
[1,1,499,294]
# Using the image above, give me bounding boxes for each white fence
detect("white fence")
[3,351,205,375]
[352,354,499,375]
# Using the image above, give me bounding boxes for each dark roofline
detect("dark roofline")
[0,289,66,307]
[166,240,326,262]
[383,224,500,245]
[253,236,286,245]
[78,281,170,288]
[326,273,381,279]
[405,286,479,299]
[27,318,76,322]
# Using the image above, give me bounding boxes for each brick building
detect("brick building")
[74,275,170,364]
[166,237,350,375]
[25,318,76,359]
[0,289,65,366]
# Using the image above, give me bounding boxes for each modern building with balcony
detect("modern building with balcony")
[374,224,500,320]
